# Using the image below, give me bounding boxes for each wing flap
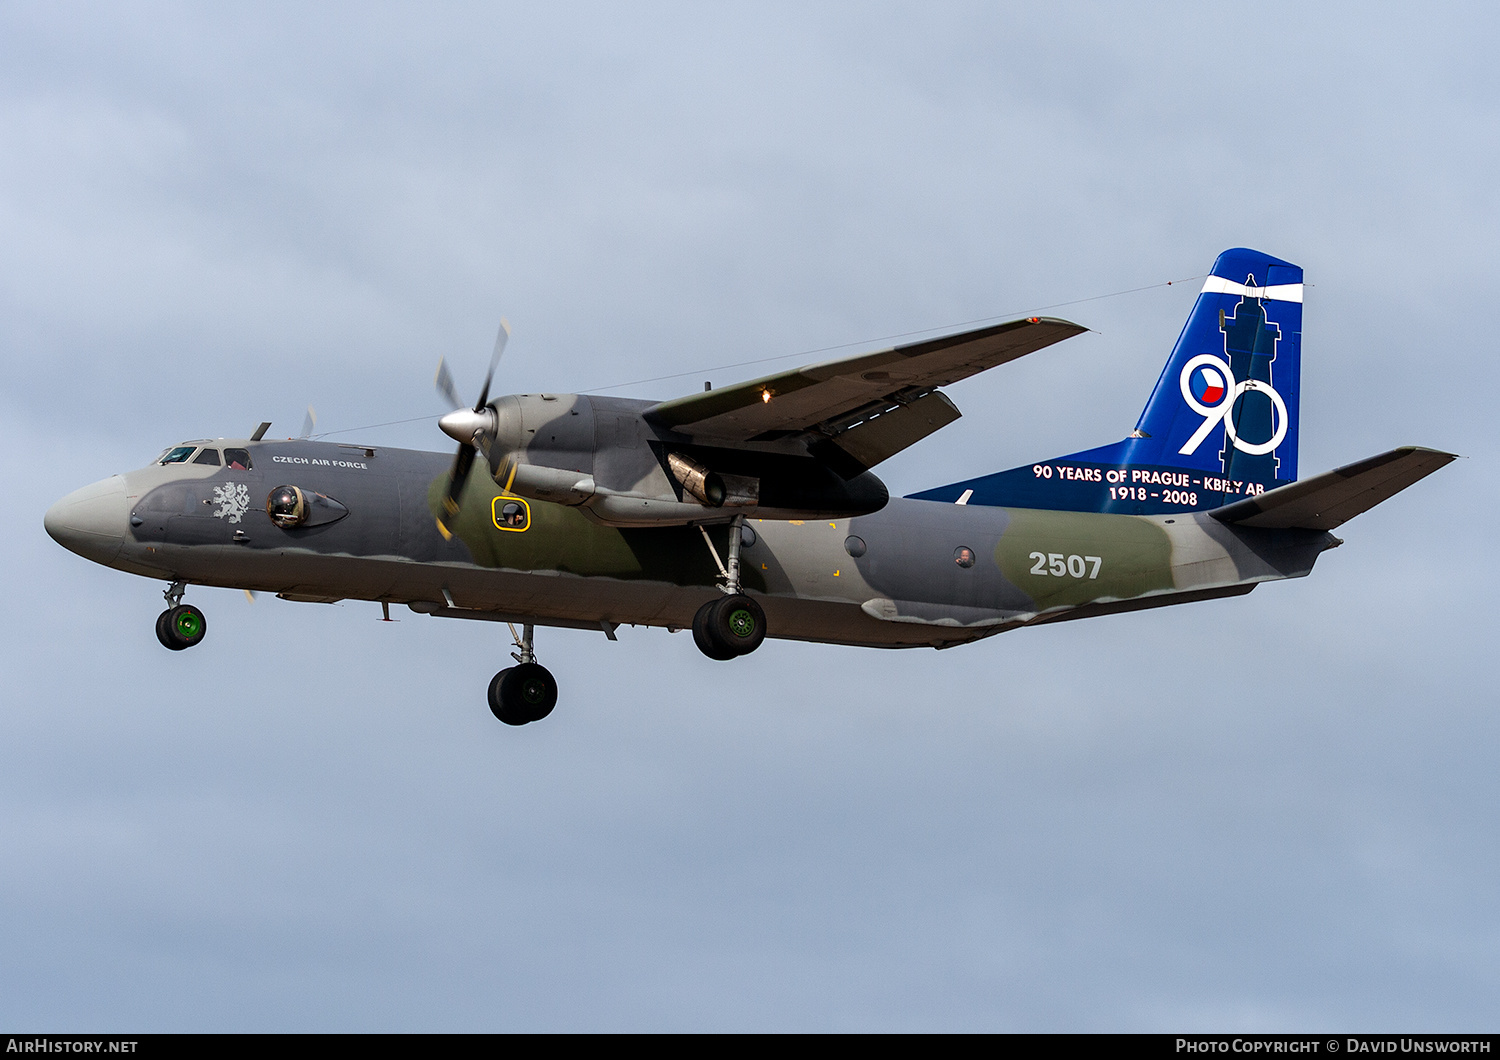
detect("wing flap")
[827,390,963,469]
[1209,446,1457,530]
[644,316,1086,444]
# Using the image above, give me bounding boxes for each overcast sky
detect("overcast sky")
[2,2,1496,1031]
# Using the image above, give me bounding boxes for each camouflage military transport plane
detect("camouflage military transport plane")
[45,249,1454,725]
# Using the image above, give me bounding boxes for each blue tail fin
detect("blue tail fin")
[909,248,1303,515]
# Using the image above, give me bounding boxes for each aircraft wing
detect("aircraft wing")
[1209,446,1457,530]
[642,316,1087,468]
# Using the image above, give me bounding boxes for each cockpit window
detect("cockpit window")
[223,448,253,470]
[159,446,197,465]
[193,448,221,466]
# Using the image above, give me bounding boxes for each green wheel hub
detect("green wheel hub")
[157,604,207,650]
[726,606,757,639]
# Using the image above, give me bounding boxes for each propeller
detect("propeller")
[434,360,463,413]
[434,320,510,538]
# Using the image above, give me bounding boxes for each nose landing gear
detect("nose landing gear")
[155,581,207,650]
[488,622,558,725]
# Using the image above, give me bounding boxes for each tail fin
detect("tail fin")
[909,248,1304,515]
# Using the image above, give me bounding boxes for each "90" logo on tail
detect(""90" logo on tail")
[1177,354,1287,457]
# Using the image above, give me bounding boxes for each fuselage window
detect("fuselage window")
[491,496,531,531]
[498,501,528,529]
[193,448,221,466]
[224,448,253,470]
[954,546,976,569]
[159,446,197,465]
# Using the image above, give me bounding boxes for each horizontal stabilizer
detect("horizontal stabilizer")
[1209,446,1456,530]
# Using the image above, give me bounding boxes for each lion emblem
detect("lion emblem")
[211,482,251,523]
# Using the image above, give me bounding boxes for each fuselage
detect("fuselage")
[44,438,1338,649]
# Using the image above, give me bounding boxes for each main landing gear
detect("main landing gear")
[488,622,558,726]
[155,581,206,651]
[692,515,766,661]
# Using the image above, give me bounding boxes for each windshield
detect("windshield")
[159,446,197,465]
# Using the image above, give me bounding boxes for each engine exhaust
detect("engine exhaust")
[667,452,726,507]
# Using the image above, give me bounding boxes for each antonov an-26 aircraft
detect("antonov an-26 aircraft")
[46,249,1454,725]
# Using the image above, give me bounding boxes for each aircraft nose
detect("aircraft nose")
[44,476,129,564]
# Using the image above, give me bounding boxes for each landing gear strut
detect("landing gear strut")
[488,622,558,725]
[692,515,766,660]
[155,581,206,651]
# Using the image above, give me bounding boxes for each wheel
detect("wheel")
[155,605,206,650]
[713,594,766,655]
[692,599,737,660]
[155,610,175,649]
[505,663,557,722]
[488,670,527,724]
[488,663,558,725]
[693,594,765,659]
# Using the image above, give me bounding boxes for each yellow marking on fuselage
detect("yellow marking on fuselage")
[491,495,532,532]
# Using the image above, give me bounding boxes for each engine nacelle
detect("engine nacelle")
[484,393,888,527]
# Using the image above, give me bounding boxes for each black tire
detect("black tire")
[488,669,527,725]
[156,605,206,650]
[488,664,558,725]
[155,610,179,650]
[506,663,558,722]
[694,594,766,659]
[692,599,737,661]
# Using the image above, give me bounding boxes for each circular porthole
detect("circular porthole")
[497,500,528,529]
[844,535,867,558]
[953,545,975,568]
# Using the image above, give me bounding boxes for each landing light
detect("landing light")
[761,389,772,404]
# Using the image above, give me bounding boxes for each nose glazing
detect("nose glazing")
[44,476,129,565]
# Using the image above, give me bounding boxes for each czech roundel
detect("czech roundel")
[1190,365,1227,406]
